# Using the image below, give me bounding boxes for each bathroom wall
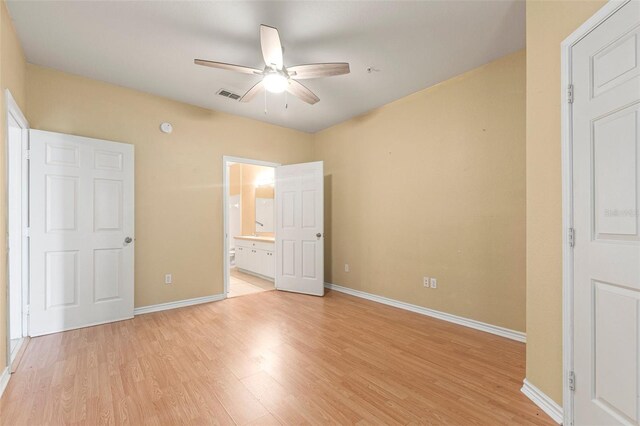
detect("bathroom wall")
[241,164,275,236]
[228,162,275,238]
[229,163,242,197]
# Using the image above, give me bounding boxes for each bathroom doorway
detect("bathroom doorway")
[222,157,279,298]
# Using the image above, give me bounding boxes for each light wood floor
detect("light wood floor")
[0,290,553,425]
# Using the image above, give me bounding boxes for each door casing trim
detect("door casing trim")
[4,89,29,373]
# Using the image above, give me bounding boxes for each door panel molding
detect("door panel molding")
[29,130,134,336]
[275,161,324,296]
[559,1,635,425]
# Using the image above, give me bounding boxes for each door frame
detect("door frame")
[221,156,280,298]
[4,89,29,370]
[560,1,630,424]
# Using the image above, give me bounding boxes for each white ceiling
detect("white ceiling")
[6,1,525,133]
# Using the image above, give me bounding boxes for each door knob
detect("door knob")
[124,237,133,245]
[316,233,322,238]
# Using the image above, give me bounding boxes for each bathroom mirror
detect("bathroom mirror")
[255,197,274,232]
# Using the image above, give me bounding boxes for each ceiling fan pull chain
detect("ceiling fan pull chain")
[285,90,288,110]
[264,89,268,115]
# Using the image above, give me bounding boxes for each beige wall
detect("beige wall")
[313,50,526,332]
[4,2,596,404]
[525,0,606,405]
[26,64,313,309]
[0,0,27,370]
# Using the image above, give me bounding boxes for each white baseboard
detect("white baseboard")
[521,379,563,424]
[9,337,25,365]
[324,282,526,343]
[0,367,10,399]
[134,294,226,315]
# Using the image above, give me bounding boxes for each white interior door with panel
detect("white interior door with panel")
[275,161,324,296]
[571,1,640,424]
[29,130,134,336]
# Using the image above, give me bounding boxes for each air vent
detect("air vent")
[217,89,241,101]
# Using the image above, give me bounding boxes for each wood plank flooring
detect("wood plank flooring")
[0,290,554,425]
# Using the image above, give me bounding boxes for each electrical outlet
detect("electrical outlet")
[344,264,350,272]
[423,276,430,287]
[165,274,172,285]
[430,277,437,289]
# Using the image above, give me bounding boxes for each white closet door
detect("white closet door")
[572,1,640,424]
[29,130,135,336]
[275,161,324,296]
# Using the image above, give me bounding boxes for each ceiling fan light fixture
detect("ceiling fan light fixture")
[195,25,349,104]
[263,73,288,93]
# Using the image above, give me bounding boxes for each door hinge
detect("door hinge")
[24,227,30,238]
[24,149,31,160]
[567,84,574,104]
[569,227,575,248]
[569,370,576,392]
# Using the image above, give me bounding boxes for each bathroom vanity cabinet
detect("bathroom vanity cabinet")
[234,237,275,280]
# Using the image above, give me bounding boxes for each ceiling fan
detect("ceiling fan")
[195,25,350,105]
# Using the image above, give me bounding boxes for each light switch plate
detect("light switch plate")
[430,278,437,288]
[165,274,172,284]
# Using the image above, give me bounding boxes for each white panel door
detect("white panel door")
[29,130,134,336]
[572,2,640,424]
[275,161,324,296]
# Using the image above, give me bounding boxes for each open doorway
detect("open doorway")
[5,90,29,368]
[223,157,279,298]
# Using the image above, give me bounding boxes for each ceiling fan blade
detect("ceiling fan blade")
[194,59,262,75]
[260,25,284,70]
[288,63,350,79]
[286,80,320,105]
[240,80,265,103]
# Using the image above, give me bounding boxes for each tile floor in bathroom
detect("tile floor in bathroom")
[228,268,275,298]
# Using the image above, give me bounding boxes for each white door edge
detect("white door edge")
[560,1,632,424]
[221,156,280,298]
[4,89,29,372]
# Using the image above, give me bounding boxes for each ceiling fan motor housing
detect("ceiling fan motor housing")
[194,24,349,104]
